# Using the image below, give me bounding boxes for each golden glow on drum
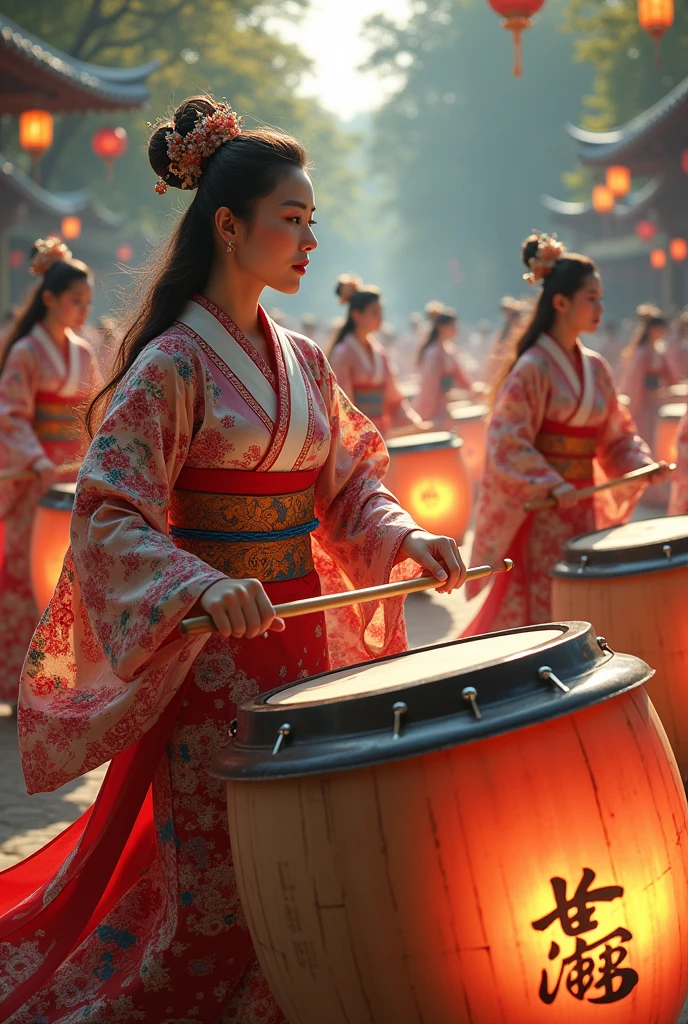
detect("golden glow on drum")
[385,432,472,542]
[30,484,74,611]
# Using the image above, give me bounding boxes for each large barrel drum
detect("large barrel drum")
[385,431,472,543]
[214,622,688,1024]
[551,516,688,780]
[30,482,75,611]
[449,402,488,485]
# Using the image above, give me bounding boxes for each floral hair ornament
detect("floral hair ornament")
[523,233,566,285]
[150,101,243,195]
[30,237,72,277]
[336,273,362,305]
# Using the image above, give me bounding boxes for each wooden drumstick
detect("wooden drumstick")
[179,559,514,636]
[524,462,675,512]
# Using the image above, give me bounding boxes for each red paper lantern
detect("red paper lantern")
[19,109,53,161]
[92,127,128,181]
[636,220,657,241]
[681,149,688,175]
[650,248,667,269]
[592,184,615,214]
[61,216,81,240]
[670,238,688,262]
[9,249,25,270]
[638,0,674,63]
[606,165,631,197]
[116,243,134,263]
[486,0,546,77]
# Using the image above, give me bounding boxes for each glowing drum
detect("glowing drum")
[30,482,75,611]
[449,402,488,484]
[215,622,688,1024]
[656,402,686,465]
[385,431,472,543]
[552,517,688,780]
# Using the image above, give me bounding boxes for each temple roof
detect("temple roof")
[0,153,123,227]
[541,177,663,222]
[0,14,157,115]
[565,73,688,166]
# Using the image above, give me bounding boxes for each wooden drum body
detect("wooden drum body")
[215,623,688,1024]
[449,402,488,485]
[385,431,472,543]
[30,482,75,611]
[552,516,688,780]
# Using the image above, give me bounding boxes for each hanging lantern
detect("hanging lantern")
[61,216,81,240]
[650,248,667,269]
[636,219,657,241]
[9,249,25,270]
[486,0,547,77]
[19,109,53,162]
[638,0,674,64]
[670,238,688,262]
[592,184,615,214]
[92,126,128,181]
[606,165,631,197]
[681,149,688,175]
[116,243,134,263]
[385,432,472,543]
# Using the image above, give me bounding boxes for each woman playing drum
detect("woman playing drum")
[412,301,475,428]
[669,405,688,514]
[0,95,465,1023]
[463,232,670,635]
[0,239,97,702]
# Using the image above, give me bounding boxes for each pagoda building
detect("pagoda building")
[542,74,688,316]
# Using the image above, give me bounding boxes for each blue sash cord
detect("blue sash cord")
[169,517,320,544]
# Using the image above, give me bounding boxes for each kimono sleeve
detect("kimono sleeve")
[413,344,443,421]
[327,340,355,400]
[383,350,424,430]
[0,342,45,518]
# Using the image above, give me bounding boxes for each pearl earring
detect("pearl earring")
[226,240,236,253]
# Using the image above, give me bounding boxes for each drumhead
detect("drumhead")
[386,431,461,454]
[659,402,687,421]
[212,622,650,781]
[269,629,564,706]
[449,404,489,423]
[554,515,688,578]
[38,482,77,511]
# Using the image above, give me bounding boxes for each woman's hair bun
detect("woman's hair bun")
[335,273,362,305]
[148,96,219,189]
[424,300,445,323]
[521,233,541,270]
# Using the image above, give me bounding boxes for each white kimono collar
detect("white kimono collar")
[538,334,594,427]
[30,324,84,398]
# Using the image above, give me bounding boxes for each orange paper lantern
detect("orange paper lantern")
[636,219,657,241]
[30,484,75,611]
[385,432,472,543]
[61,216,81,240]
[606,165,631,197]
[19,109,53,161]
[669,238,688,262]
[486,0,547,77]
[638,0,674,62]
[9,249,25,270]
[92,127,128,181]
[592,184,615,214]
[116,243,134,263]
[682,149,688,175]
[650,248,667,269]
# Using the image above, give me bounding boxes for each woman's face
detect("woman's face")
[556,272,604,335]
[231,167,318,294]
[43,279,92,332]
[352,299,383,335]
[648,323,665,345]
[438,319,458,342]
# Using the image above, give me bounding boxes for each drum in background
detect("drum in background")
[30,482,75,611]
[385,431,472,543]
[215,622,688,1024]
[645,402,686,508]
[552,516,688,779]
[667,383,688,401]
[449,402,488,485]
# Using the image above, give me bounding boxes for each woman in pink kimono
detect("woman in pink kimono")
[0,96,465,1023]
[463,233,669,636]
[669,406,688,514]
[328,275,425,437]
[0,238,97,703]
[668,309,688,383]
[412,302,474,426]
[619,305,677,444]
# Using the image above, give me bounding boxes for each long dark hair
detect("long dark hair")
[492,234,597,401]
[2,247,91,373]
[86,96,307,435]
[330,275,381,348]
[416,301,457,365]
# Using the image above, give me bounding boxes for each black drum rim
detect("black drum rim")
[386,430,463,453]
[552,514,688,578]
[37,482,76,511]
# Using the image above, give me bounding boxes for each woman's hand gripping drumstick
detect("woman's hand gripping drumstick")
[524,461,675,512]
[180,559,514,637]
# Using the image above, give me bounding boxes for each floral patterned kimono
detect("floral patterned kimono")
[0,325,97,702]
[669,406,688,515]
[463,334,653,635]
[412,339,473,426]
[0,296,419,1023]
[328,332,421,437]
[618,341,677,446]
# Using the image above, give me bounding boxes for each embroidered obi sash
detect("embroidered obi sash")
[353,386,384,420]
[33,392,81,443]
[440,374,454,393]
[535,420,597,485]
[169,468,319,583]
